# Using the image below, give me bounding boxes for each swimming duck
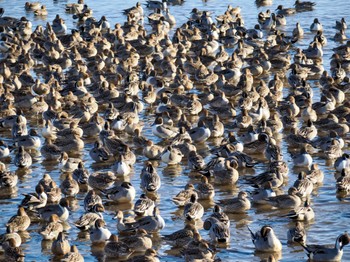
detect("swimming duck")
[40,214,64,240]
[61,245,84,262]
[59,152,81,172]
[141,162,161,193]
[25,2,41,11]
[163,224,197,248]
[103,182,136,203]
[60,173,79,197]
[74,203,104,231]
[152,116,178,139]
[104,234,133,259]
[128,248,160,262]
[251,182,276,204]
[112,154,131,177]
[3,238,25,262]
[20,184,47,210]
[124,206,165,233]
[84,189,103,212]
[183,241,215,261]
[249,225,282,252]
[6,207,31,232]
[292,147,313,168]
[161,145,183,165]
[143,139,164,160]
[122,228,153,252]
[293,171,314,197]
[90,219,111,244]
[88,171,117,191]
[310,18,323,32]
[294,0,315,11]
[336,168,350,193]
[14,145,32,168]
[0,162,17,188]
[298,232,350,261]
[287,221,307,244]
[196,175,215,200]
[52,232,70,256]
[335,17,347,31]
[1,225,22,248]
[282,199,315,221]
[183,193,204,221]
[173,183,198,207]
[72,161,89,186]
[218,191,251,213]
[267,187,302,209]
[38,198,70,222]
[276,5,296,15]
[134,193,155,217]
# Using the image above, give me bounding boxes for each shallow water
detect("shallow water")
[0,0,350,261]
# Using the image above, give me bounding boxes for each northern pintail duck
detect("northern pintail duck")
[310,18,323,32]
[60,173,79,197]
[134,193,155,217]
[249,225,282,252]
[74,203,104,231]
[61,245,84,262]
[52,232,70,256]
[267,187,302,209]
[152,116,178,139]
[187,150,205,171]
[276,5,296,15]
[335,17,347,31]
[161,145,183,165]
[0,139,10,158]
[139,163,160,194]
[41,138,62,161]
[196,175,215,200]
[84,189,102,212]
[122,228,153,252]
[128,248,160,262]
[59,152,81,172]
[72,161,89,186]
[6,207,31,232]
[299,232,350,261]
[293,171,314,197]
[89,140,110,162]
[292,147,313,168]
[38,198,70,222]
[282,199,315,221]
[103,182,136,203]
[3,238,25,262]
[124,206,165,233]
[0,162,17,188]
[143,139,164,160]
[14,146,32,168]
[218,191,251,213]
[90,219,111,244]
[20,184,47,210]
[25,2,41,11]
[40,214,64,240]
[336,169,350,193]
[206,218,230,244]
[1,225,22,248]
[88,171,117,191]
[112,154,131,177]
[251,182,277,204]
[163,223,197,248]
[183,193,204,221]
[104,234,133,259]
[183,241,214,261]
[294,0,315,11]
[287,221,307,244]
[173,183,198,207]
[188,119,211,143]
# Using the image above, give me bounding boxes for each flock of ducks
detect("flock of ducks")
[0,0,349,261]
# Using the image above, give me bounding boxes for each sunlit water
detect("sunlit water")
[0,0,349,261]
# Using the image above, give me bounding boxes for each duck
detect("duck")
[282,199,314,221]
[298,232,350,261]
[196,175,215,200]
[206,218,230,244]
[74,203,104,231]
[310,18,323,32]
[183,241,215,261]
[163,224,197,248]
[248,225,282,252]
[218,191,251,213]
[72,161,89,186]
[172,183,198,207]
[293,171,314,197]
[90,219,111,244]
[61,245,84,262]
[89,140,110,162]
[140,162,161,193]
[336,169,350,193]
[266,187,302,209]
[59,152,81,172]
[143,139,164,160]
[161,145,183,165]
[20,184,47,210]
[112,154,131,177]
[0,162,17,188]
[124,206,165,233]
[152,116,178,139]
[60,173,80,197]
[292,147,313,168]
[251,182,277,204]
[134,194,155,217]
[6,207,31,232]
[3,238,25,262]
[183,193,204,221]
[334,154,350,172]
[38,198,70,222]
[103,182,136,203]
[122,228,153,252]
[88,171,117,191]
[189,120,211,143]
[25,2,41,11]
[287,221,307,244]
[104,234,133,259]
[187,150,206,171]
[52,232,70,256]
[84,190,103,212]
[294,0,315,11]
[40,214,64,240]
[128,248,160,262]
[14,146,32,168]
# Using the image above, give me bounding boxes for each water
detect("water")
[0,0,350,261]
